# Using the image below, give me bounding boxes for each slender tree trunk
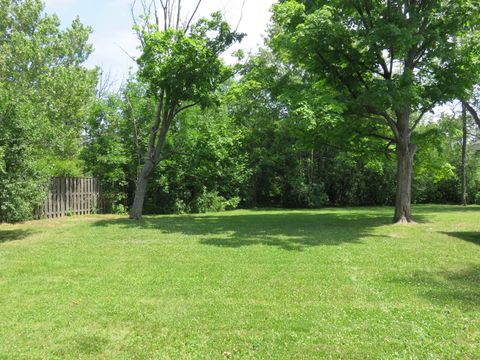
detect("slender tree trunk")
[130,161,155,220]
[129,95,174,220]
[461,103,468,206]
[464,101,480,129]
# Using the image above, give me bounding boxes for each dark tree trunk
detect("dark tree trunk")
[394,141,416,223]
[393,127,417,224]
[461,103,468,206]
[464,102,480,129]
[129,94,173,220]
[130,161,155,220]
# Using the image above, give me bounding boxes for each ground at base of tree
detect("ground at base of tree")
[0,206,479,359]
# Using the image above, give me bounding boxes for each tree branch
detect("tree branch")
[353,129,395,142]
[184,0,202,32]
[410,103,435,132]
[174,101,199,116]
[464,101,480,128]
[152,100,177,163]
[315,49,358,99]
[234,0,247,33]
[176,0,181,30]
[147,91,165,160]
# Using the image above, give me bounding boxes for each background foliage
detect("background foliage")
[1,1,479,222]
[83,50,480,214]
[0,0,97,222]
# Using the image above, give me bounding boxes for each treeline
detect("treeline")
[1,1,480,222]
[83,51,480,215]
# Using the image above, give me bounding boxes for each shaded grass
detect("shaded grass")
[93,210,392,250]
[0,229,35,244]
[0,205,479,359]
[442,231,480,246]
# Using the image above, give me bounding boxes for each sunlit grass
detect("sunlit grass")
[1,205,479,359]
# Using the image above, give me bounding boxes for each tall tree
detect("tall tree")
[129,0,243,219]
[461,103,468,206]
[271,0,480,222]
[0,0,97,222]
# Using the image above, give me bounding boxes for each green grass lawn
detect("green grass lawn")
[1,205,479,359]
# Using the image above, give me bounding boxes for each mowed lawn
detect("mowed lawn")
[0,206,479,359]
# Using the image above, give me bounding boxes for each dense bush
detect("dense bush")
[0,1,97,222]
[81,65,480,215]
[0,158,47,223]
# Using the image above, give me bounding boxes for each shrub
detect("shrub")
[191,189,240,213]
[0,173,48,223]
[224,196,241,211]
[172,199,187,214]
[111,203,128,215]
[191,191,226,213]
[475,192,480,205]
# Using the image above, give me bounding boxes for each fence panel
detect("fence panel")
[37,177,101,219]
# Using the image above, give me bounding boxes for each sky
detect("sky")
[44,0,276,86]
[41,0,458,119]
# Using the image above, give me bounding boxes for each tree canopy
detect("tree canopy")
[129,4,243,219]
[271,0,480,222]
[1,0,480,223]
[0,0,97,222]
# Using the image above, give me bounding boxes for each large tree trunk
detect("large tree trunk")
[393,136,417,224]
[130,161,155,220]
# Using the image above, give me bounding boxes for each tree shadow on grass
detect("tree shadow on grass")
[93,211,401,251]
[415,205,480,213]
[0,229,34,244]
[441,232,480,246]
[391,266,480,310]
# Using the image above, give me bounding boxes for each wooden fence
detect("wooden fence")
[37,177,101,219]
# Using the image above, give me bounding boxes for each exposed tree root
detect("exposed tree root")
[393,216,417,225]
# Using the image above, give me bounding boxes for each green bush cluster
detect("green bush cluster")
[0,0,97,222]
